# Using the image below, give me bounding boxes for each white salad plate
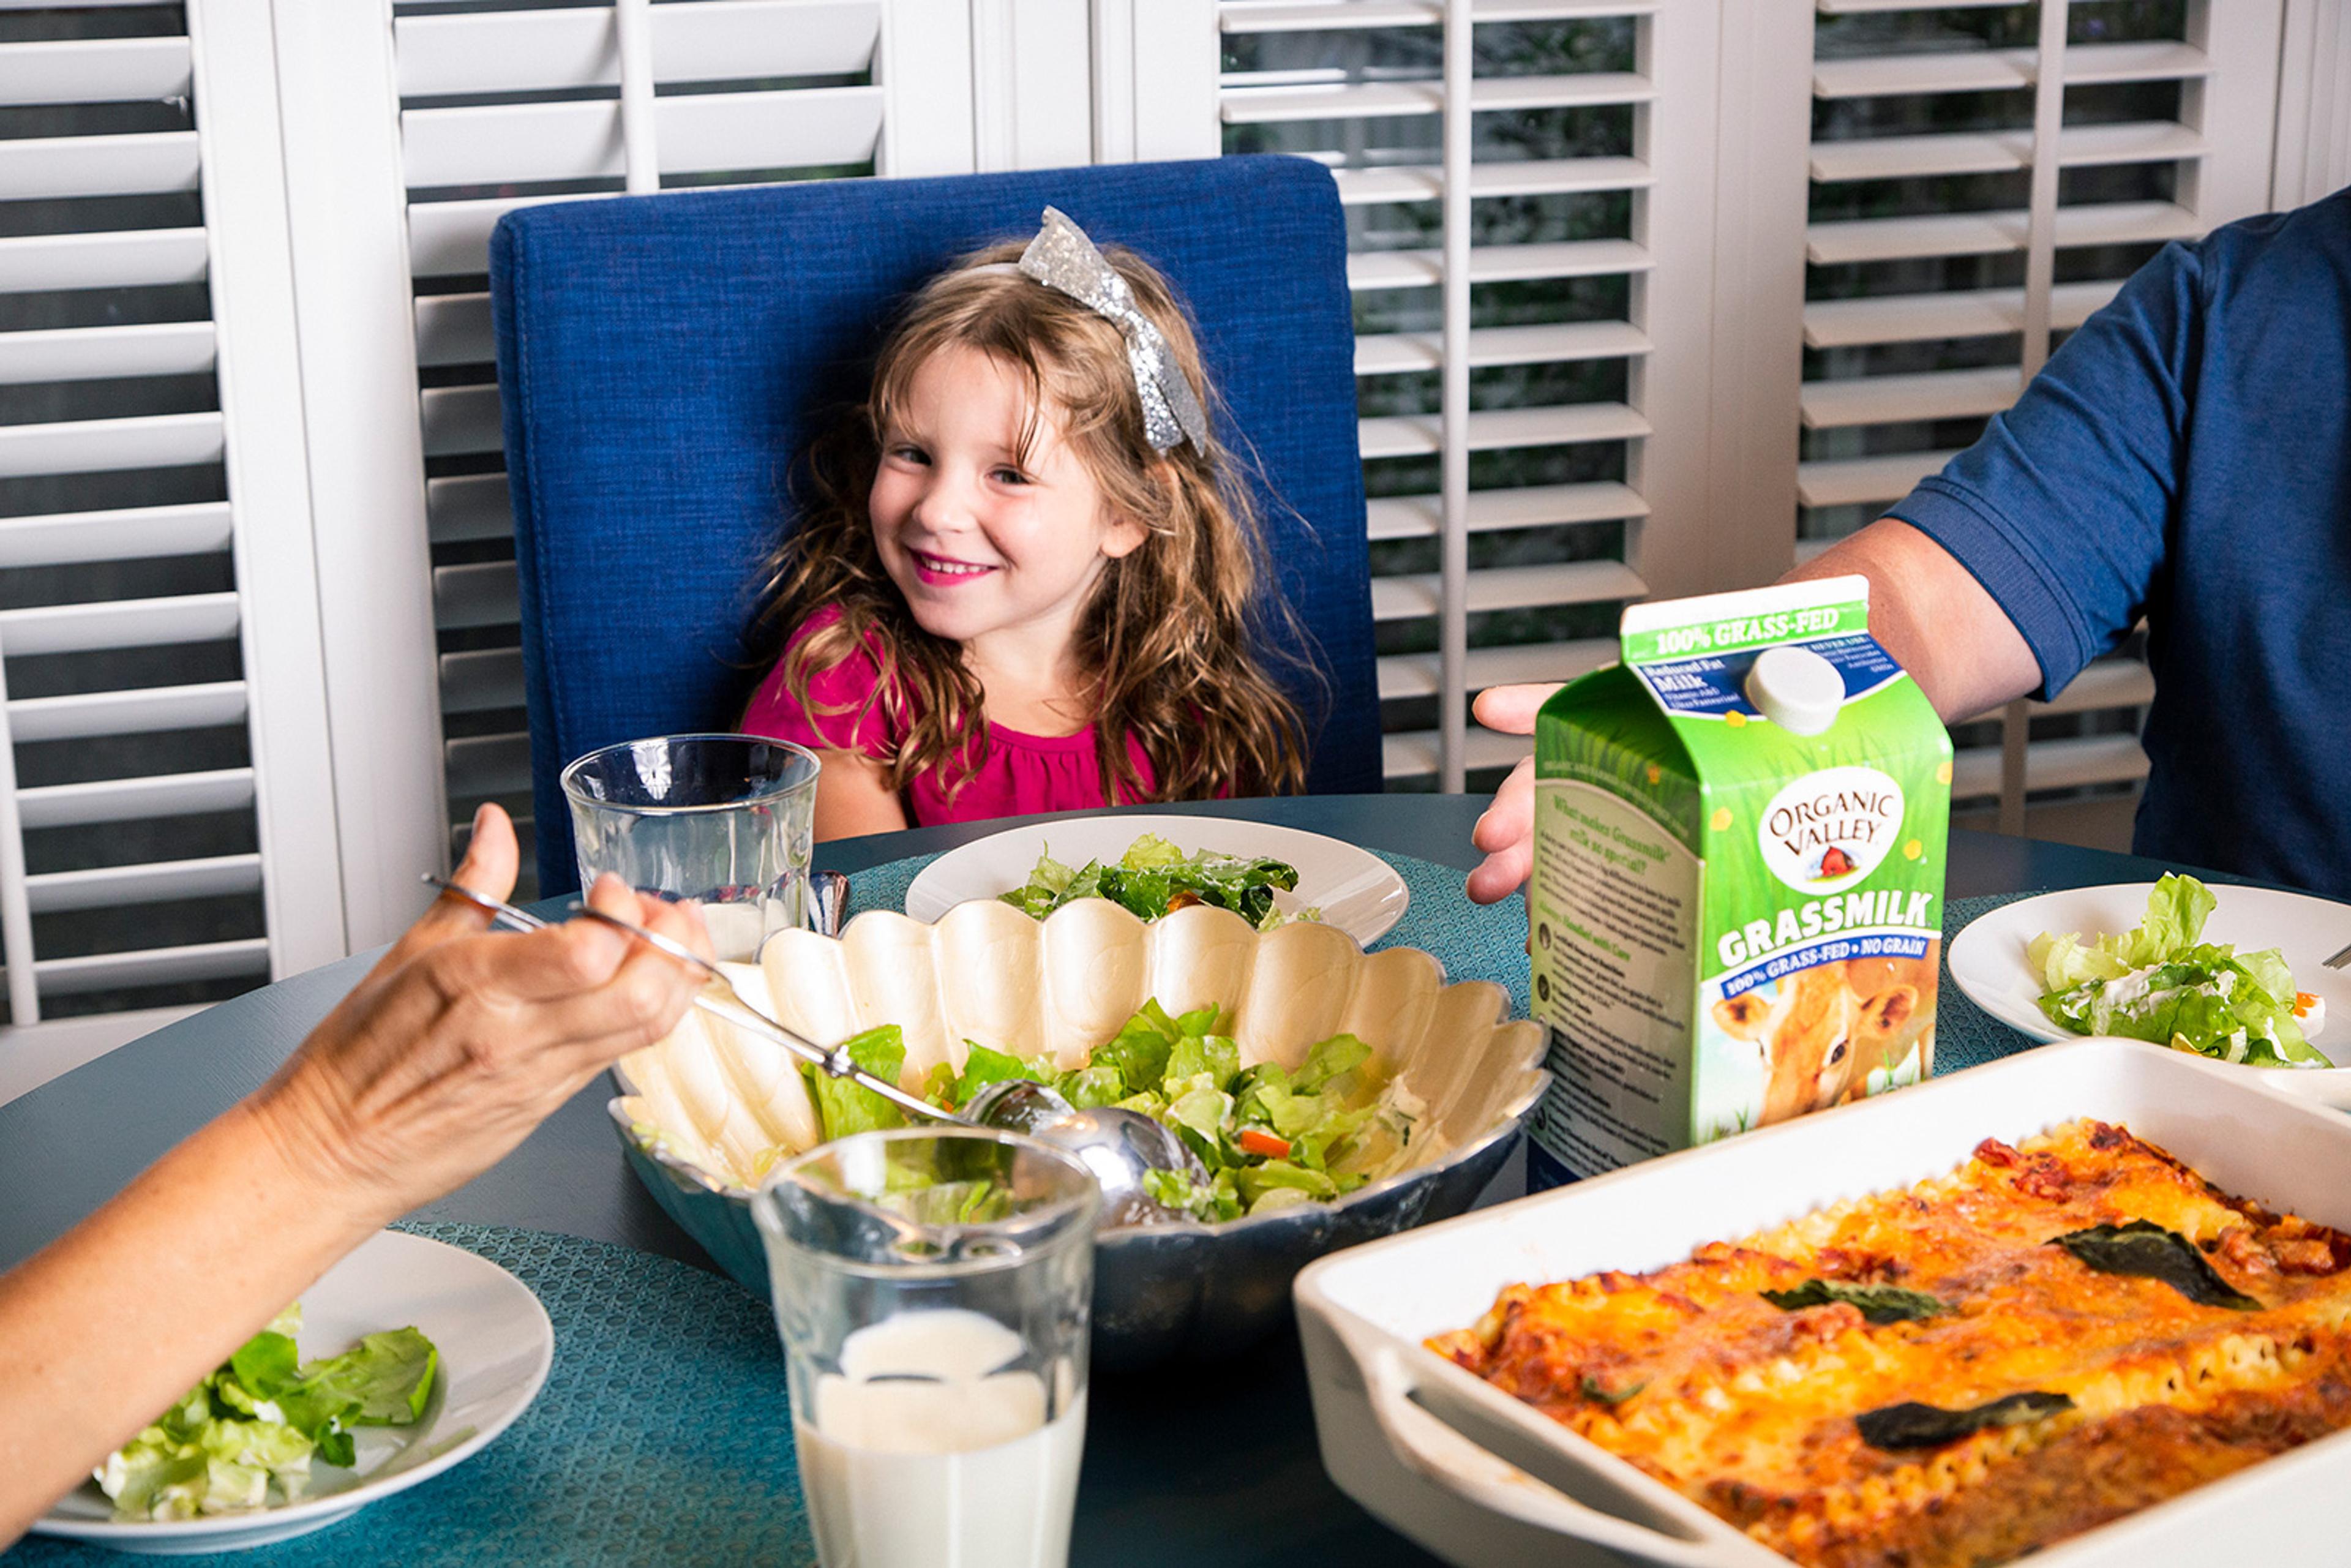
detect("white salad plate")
[1948,881,2351,1109]
[33,1229,553,1555]
[902,812,1412,945]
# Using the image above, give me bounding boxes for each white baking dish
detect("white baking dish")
[1294,1038,2351,1568]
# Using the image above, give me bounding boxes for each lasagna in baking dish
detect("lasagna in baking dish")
[1430,1120,2351,1567]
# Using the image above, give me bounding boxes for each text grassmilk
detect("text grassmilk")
[1526,577,1952,1187]
[793,1308,1085,1568]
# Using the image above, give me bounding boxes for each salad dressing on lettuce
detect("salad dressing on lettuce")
[2029,873,2329,1067]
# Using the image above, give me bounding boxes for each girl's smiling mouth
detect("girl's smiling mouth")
[908,549,998,585]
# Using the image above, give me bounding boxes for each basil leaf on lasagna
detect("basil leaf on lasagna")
[1856,1391,2074,1450]
[2049,1220,2263,1310]
[1578,1376,1646,1405]
[1760,1279,1948,1324]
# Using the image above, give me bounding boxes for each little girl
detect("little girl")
[742,209,1311,840]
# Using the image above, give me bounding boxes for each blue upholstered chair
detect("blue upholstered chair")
[491,155,1375,896]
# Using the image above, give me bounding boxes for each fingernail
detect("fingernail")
[470,801,491,838]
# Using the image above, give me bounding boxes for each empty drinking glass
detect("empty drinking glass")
[561,733,820,961]
[753,1127,1099,1568]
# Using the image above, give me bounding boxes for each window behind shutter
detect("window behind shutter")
[1217,0,1706,792]
[1799,0,2279,844]
[0,0,344,1094]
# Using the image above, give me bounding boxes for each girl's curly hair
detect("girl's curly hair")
[750,237,1313,807]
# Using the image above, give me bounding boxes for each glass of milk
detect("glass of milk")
[752,1127,1101,1568]
[560,733,820,959]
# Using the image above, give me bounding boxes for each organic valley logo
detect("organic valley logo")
[1756,767,1905,893]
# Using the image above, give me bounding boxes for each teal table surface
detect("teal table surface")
[0,797,2178,1566]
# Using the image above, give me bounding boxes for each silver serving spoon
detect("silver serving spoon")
[422,874,1205,1219]
[961,1079,1204,1226]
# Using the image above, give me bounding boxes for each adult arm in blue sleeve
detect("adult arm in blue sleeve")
[1884,241,2200,700]
[1471,241,2206,901]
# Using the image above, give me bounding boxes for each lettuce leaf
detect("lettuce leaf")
[227,1331,299,1399]
[951,1043,1046,1103]
[1142,1166,1243,1223]
[1119,833,1187,870]
[996,846,1103,918]
[296,1329,438,1427]
[2028,873,2217,992]
[2030,875,2328,1067]
[1163,1084,1234,1147]
[997,835,1303,925]
[1090,999,1182,1093]
[99,1435,212,1521]
[1292,1032,1371,1094]
[1164,1027,1239,1089]
[99,1311,437,1521]
[1236,1160,1341,1209]
[1052,1063,1127,1109]
[804,1024,910,1139]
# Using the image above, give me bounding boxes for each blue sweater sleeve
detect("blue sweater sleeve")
[1886,241,2202,700]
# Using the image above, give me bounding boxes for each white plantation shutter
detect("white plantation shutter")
[1795,0,2282,844]
[6,2,2322,1103]
[2273,0,2351,208]
[392,0,920,898]
[0,0,344,1096]
[1171,0,2301,833]
[1215,0,1722,792]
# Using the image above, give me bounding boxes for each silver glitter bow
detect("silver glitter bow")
[1017,207,1210,454]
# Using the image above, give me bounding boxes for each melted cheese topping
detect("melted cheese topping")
[1431,1121,2351,1567]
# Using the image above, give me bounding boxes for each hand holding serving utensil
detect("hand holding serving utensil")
[422,875,1205,1220]
[423,874,945,1125]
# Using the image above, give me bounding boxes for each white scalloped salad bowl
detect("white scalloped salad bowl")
[607,898,1547,1365]
[615,897,1543,1195]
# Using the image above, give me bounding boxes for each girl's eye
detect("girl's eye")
[887,444,929,466]
[991,467,1030,486]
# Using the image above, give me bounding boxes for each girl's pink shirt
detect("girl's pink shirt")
[740,609,1155,825]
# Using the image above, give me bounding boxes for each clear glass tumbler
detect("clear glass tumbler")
[560,733,820,960]
[752,1128,1100,1568]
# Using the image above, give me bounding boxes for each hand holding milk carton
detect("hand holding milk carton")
[1526,577,1952,1187]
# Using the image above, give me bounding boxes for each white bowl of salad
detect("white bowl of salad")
[1948,872,2351,1106]
[606,898,1546,1367]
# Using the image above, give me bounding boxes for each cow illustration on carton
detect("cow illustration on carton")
[1712,945,1938,1126]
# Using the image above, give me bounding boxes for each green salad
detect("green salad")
[997,833,1310,929]
[803,1000,1423,1223]
[2028,873,2329,1068]
[97,1305,438,1521]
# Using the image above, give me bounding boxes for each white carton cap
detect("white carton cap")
[1745,645,1843,735]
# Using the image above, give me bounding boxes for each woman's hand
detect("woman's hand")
[1465,684,1562,904]
[249,804,709,1232]
[0,803,710,1543]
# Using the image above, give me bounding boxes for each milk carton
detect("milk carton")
[1524,576,1951,1187]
